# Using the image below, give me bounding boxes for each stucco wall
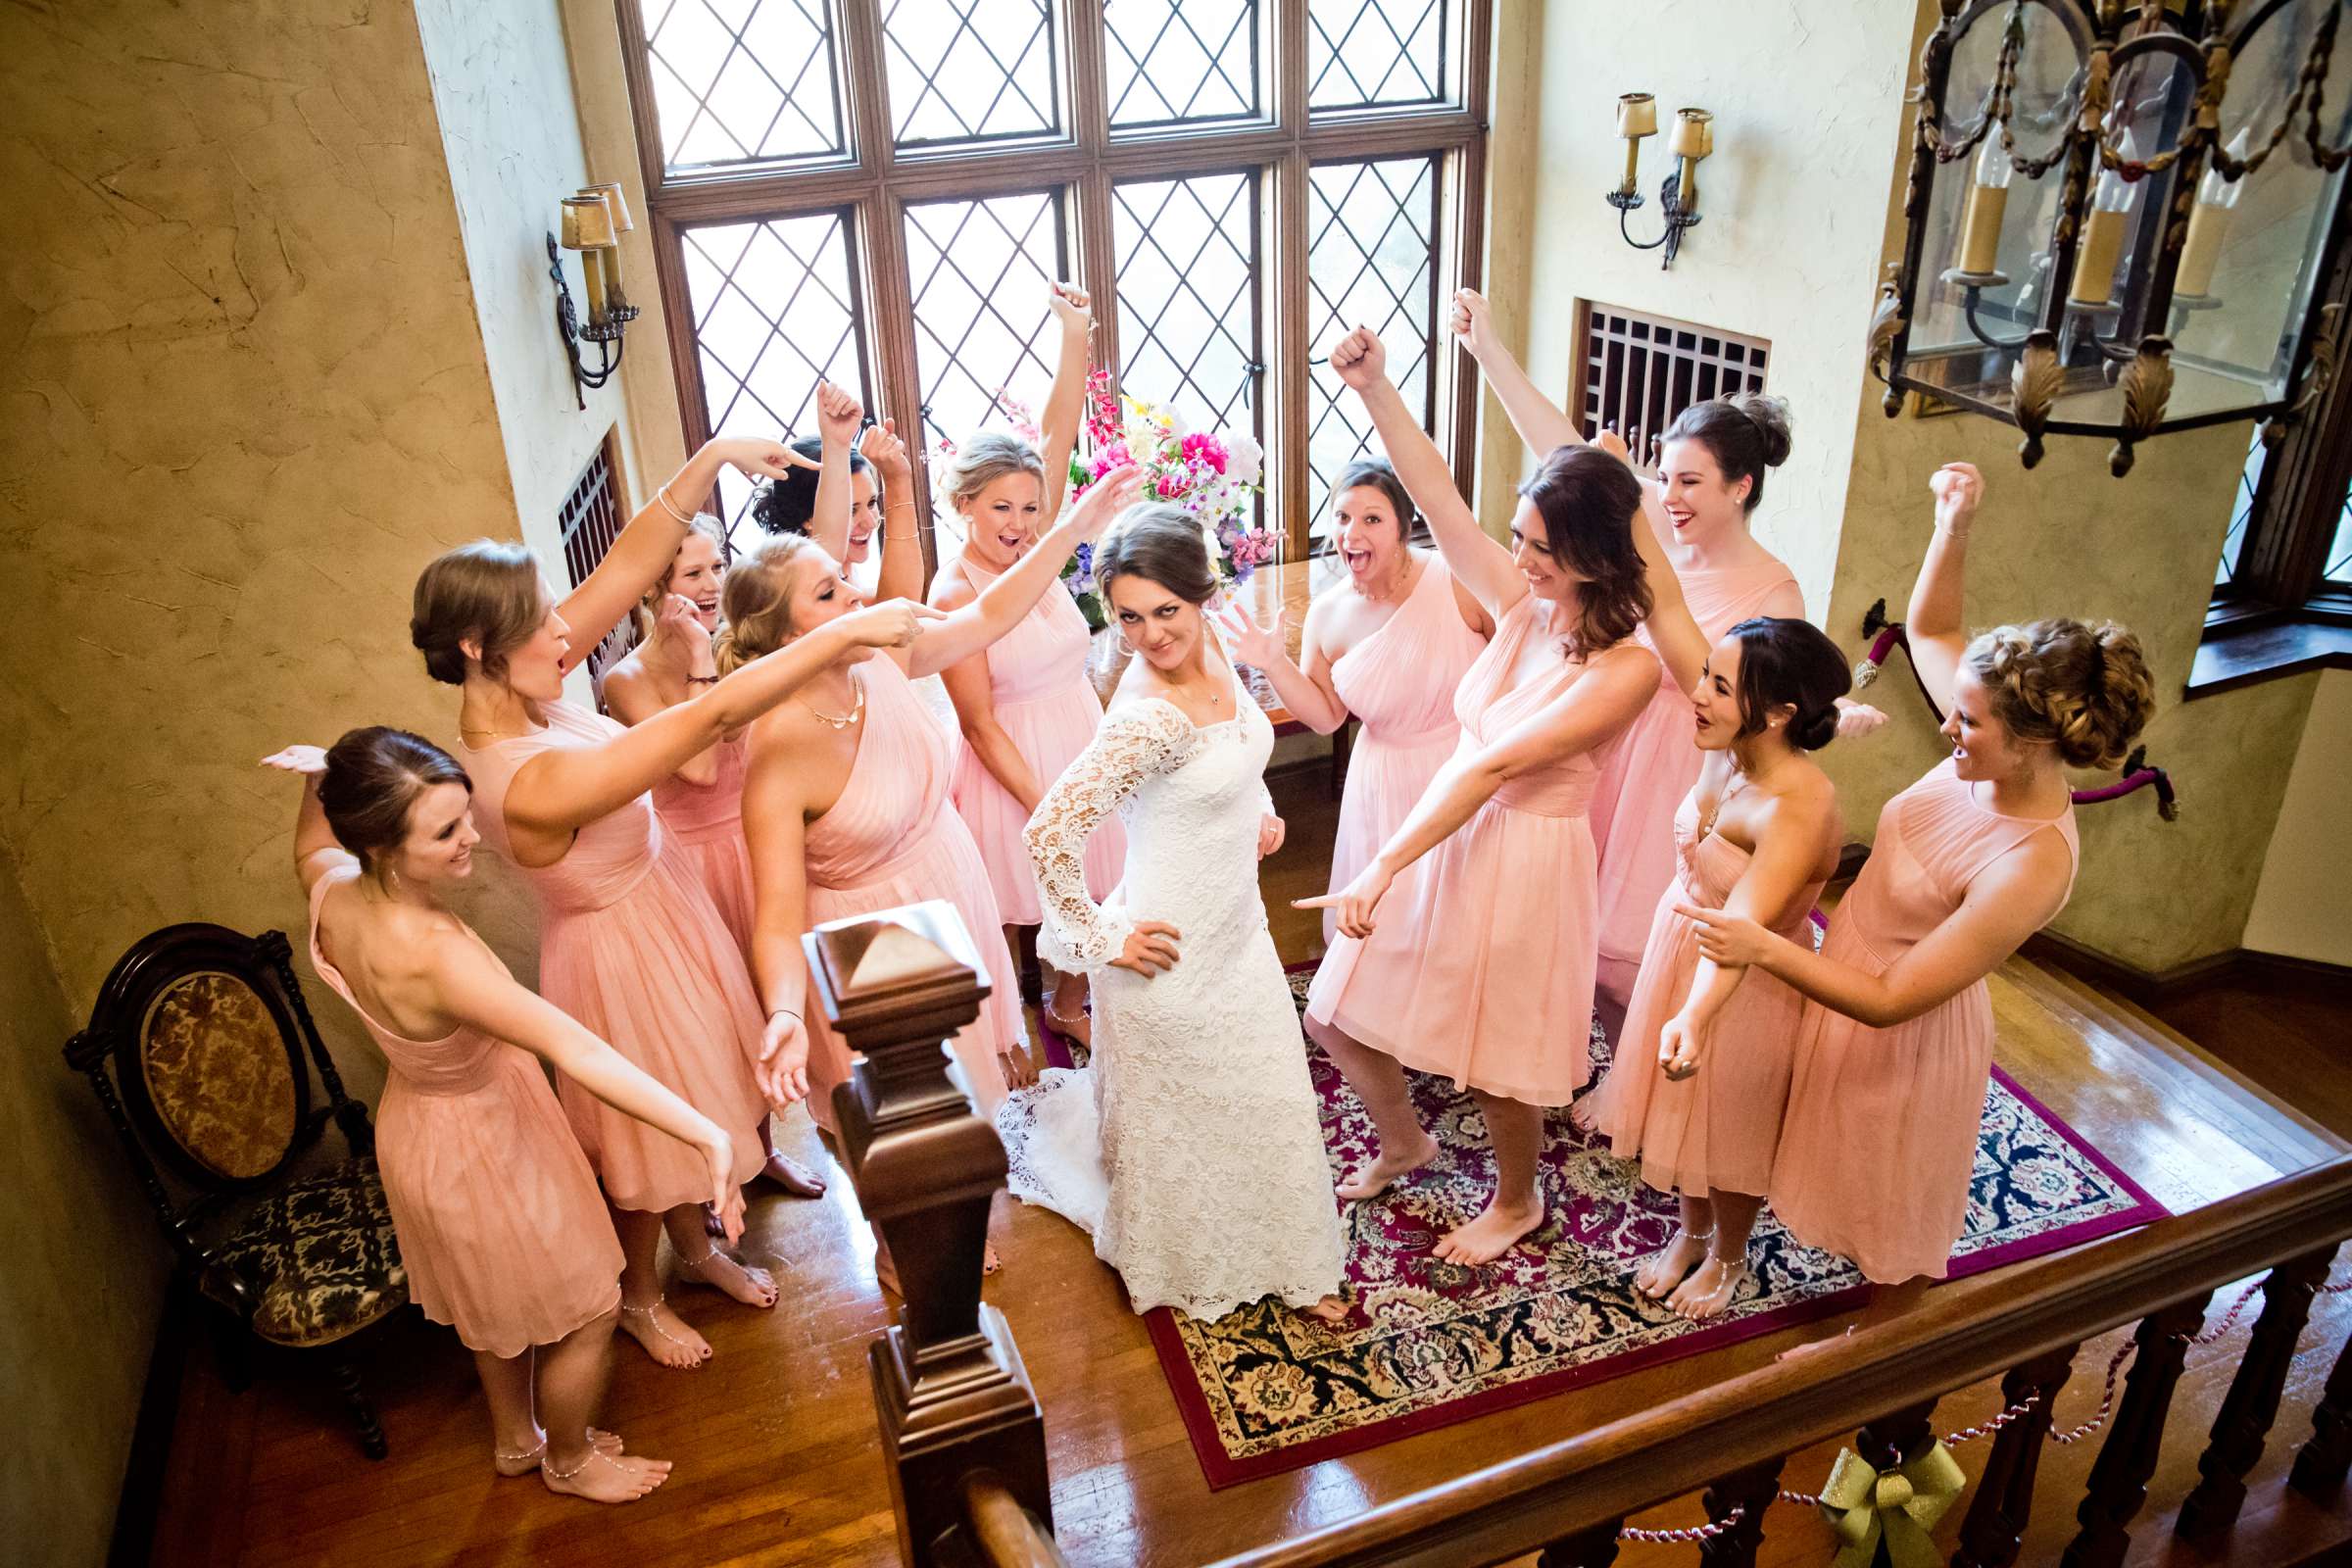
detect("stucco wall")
[2242,668,2352,966]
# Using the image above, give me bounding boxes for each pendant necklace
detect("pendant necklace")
[804,672,866,730]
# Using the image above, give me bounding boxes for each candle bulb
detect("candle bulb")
[580,247,609,324]
[1616,93,1657,197]
[1959,138,2013,275]
[1668,108,1713,217]
[560,195,619,324]
[585,184,634,311]
[2068,162,2137,307]
[2176,128,2250,298]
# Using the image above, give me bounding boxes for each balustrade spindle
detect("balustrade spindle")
[2178,1248,2339,1542]
[1696,1456,1784,1567]
[2289,1322,2352,1498]
[1535,1519,1623,1568]
[1954,1344,2078,1568]
[2060,1296,2210,1568]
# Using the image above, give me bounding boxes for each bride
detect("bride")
[997,504,1348,1324]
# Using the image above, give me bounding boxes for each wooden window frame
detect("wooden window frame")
[615,0,1492,566]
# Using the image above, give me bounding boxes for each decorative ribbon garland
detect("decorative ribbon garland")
[1852,599,2179,820]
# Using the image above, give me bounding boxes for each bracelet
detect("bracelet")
[656,484,693,525]
[767,1006,801,1021]
[885,499,916,512]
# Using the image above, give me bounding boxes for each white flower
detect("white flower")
[1162,406,1191,439]
[1225,432,1262,486]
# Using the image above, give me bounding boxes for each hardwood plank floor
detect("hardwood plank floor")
[143,768,2352,1567]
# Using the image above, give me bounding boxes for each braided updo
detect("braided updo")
[1963,618,2155,770]
[712,532,822,675]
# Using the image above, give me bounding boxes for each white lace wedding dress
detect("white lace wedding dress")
[996,654,1347,1320]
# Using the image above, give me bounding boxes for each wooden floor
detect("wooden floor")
[142,770,2352,1568]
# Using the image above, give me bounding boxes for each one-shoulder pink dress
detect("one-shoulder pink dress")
[1320,554,1489,944]
[305,869,623,1357]
[1770,760,2080,1283]
[1306,597,1654,1105]
[802,654,1025,1132]
[653,733,754,956]
[462,700,766,1212]
[946,557,1124,925]
[1597,787,1826,1198]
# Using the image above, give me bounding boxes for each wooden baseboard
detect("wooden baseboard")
[110,1271,196,1567]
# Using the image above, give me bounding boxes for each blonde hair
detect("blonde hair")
[1963,618,2156,770]
[631,513,728,642]
[411,541,548,686]
[937,431,1044,514]
[713,532,820,675]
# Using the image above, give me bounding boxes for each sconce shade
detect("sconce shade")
[585,181,635,234]
[1668,108,1713,160]
[561,195,617,252]
[1617,93,1657,139]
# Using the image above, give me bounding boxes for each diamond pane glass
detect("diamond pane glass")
[883,0,1058,147]
[1305,157,1439,526]
[2326,475,2352,584]
[681,212,865,548]
[1113,173,1260,453]
[643,0,847,176]
[1308,0,1447,112]
[1105,0,1258,128]
[2216,427,2267,588]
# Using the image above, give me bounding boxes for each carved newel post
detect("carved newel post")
[806,903,1051,1567]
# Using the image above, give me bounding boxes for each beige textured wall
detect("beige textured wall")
[2241,669,2352,966]
[1470,0,1545,534]
[0,847,168,1568]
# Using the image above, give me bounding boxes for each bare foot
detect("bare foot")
[678,1247,780,1308]
[756,1150,827,1199]
[541,1447,674,1503]
[1433,1194,1546,1266]
[1569,1094,1605,1136]
[1299,1294,1351,1327]
[1634,1228,1710,1301]
[1338,1131,1441,1200]
[1668,1258,1749,1322]
[493,1428,622,1477]
[984,1240,1002,1276]
[618,1298,711,1369]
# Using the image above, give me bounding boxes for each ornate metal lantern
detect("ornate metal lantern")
[1869,0,2352,475]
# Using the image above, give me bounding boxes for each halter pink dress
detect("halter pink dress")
[802,654,1024,1133]
[1320,555,1489,944]
[1596,787,1827,1198]
[1306,597,1653,1105]
[653,733,754,956]
[305,870,622,1357]
[462,700,766,1212]
[946,557,1125,924]
[1771,760,2081,1283]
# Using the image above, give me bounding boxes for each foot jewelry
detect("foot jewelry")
[618,1295,699,1355]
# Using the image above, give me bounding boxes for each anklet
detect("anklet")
[618,1295,699,1354]
[544,1447,615,1483]
[495,1440,547,1464]
[677,1245,724,1270]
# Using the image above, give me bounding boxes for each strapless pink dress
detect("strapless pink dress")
[653,733,754,956]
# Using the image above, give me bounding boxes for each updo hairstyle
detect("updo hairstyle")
[632,513,728,641]
[1330,457,1418,532]
[937,432,1044,514]
[318,727,471,874]
[712,532,822,676]
[1092,503,1221,606]
[1722,616,1851,751]
[411,541,547,686]
[752,435,875,537]
[1963,618,2156,770]
[1662,393,1793,514]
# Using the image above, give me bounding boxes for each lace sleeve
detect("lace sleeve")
[1025,702,1199,974]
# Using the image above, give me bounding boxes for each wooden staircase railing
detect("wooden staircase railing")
[809,905,2352,1568]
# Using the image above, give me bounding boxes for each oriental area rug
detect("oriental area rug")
[1105,964,2166,1490]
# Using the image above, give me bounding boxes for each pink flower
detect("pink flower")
[1090,442,1133,478]
[1181,432,1229,474]
[1154,471,1190,500]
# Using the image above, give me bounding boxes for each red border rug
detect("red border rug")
[1132,963,2167,1490]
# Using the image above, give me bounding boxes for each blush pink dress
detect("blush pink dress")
[1320,554,1489,945]
[802,654,1024,1133]
[1770,760,2081,1283]
[1306,597,1654,1105]
[945,557,1125,924]
[1596,787,1827,1198]
[306,870,623,1357]
[462,700,766,1212]
[653,733,754,956]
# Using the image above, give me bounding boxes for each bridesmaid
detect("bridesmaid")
[1684,463,2156,1289]
[932,283,1116,1043]
[732,462,1146,1160]
[750,381,929,604]
[267,730,738,1502]
[1449,289,1817,1043]
[411,435,926,1367]
[1214,457,1491,946]
[1296,328,1656,1267]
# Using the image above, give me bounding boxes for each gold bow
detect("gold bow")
[1817,1440,1966,1568]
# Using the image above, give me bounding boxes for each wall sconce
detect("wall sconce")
[1606,98,1712,270]
[549,184,639,410]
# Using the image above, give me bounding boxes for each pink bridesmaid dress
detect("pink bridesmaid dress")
[1596,788,1826,1198]
[1306,597,1654,1104]
[462,701,766,1211]
[1770,759,2080,1283]
[946,557,1125,924]
[1320,555,1489,944]
[802,654,1025,1132]
[306,870,623,1356]
[1589,558,1804,975]
[653,732,754,955]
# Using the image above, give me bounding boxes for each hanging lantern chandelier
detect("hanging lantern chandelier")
[1868,0,2352,475]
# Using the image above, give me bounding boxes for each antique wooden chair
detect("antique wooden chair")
[64,922,409,1457]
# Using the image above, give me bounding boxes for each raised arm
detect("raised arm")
[1681,829,2071,1029]
[603,595,722,786]
[1327,327,1523,620]
[1451,288,1584,456]
[1905,462,1983,715]
[934,570,1047,815]
[739,721,815,1107]
[1210,599,1350,734]
[1026,702,1196,976]
[806,380,864,564]
[262,748,358,893]
[557,437,816,665]
[860,419,927,605]
[1038,282,1093,520]
[906,466,1143,677]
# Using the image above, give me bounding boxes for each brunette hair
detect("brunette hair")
[1964,618,2155,769]
[752,435,877,537]
[631,513,729,642]
[1721,616,1851,751]
[1663,393,1793,513]
[712,532,822,675]
[1517,446,1651,658]
[937,431,1045,514]
[318,727,471,873]
[410,541,547,686]
[1093,503,1221,606]
[1330,458,1418,532]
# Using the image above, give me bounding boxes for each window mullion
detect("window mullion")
[860,190,937,578]
[1064,0,1119,381]
[1273,150,1311,555]
[836,0,897,179]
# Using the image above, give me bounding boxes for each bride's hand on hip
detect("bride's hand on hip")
[1294,862,1394,940]
[1109,919,1182,977]
[1256,812,1286,860]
